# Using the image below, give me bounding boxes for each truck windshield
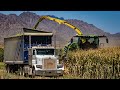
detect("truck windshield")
[36,49,54,55]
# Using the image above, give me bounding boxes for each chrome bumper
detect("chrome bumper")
[35,70,64,76]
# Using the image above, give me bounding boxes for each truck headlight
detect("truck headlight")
[57,64,63,68]
[36,65,42,68]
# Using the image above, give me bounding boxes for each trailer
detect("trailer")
[4,28,64,77]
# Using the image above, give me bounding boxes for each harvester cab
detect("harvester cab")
[64,35,108,52]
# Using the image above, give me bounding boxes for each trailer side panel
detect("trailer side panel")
[4,36,24,64]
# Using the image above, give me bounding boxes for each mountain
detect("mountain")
[47,15,64,20]
[111,33,120,37]
[0,12,120,47]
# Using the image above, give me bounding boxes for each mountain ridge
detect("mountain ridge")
[0,12,120,47]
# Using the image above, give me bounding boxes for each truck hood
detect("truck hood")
[35,55,57,60]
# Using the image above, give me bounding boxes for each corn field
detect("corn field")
[1,47,120,79]
[64,47,120,79]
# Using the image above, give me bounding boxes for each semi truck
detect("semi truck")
[4,28,64,77]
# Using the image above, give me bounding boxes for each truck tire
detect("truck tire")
[32,67,35,78]
[24,73,28,77]
[59,74,63,77]
[6,65,10,73]
[23,67,28,77]
[6,65,13,73]
[18,67,23,76]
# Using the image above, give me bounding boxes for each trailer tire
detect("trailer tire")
[59,74,63,77]
[18,67,23,76]
[6,65,10,73]
[23,67,28,77]
[24,73,28,77]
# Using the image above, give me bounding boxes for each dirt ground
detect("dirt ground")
[0,62,79,79]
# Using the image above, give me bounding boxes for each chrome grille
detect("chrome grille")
[43,58,56,69]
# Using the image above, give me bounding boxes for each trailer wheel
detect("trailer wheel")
[18,67,23,76]
[59,74,63,77]
[23,67,28,77]
[6,65,10,73]
[24,73,28,77]
[23,72,28,77]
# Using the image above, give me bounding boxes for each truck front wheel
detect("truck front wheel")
[32,67,35,78]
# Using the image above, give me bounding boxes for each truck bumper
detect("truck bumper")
[35,70,64,76]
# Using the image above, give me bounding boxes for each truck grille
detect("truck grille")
[43,58,56,70]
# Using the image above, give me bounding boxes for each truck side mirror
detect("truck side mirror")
[106,38,108,43]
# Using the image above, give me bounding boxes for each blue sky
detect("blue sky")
[0,11,120,34]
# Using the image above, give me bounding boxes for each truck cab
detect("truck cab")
[28,45,64,76]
